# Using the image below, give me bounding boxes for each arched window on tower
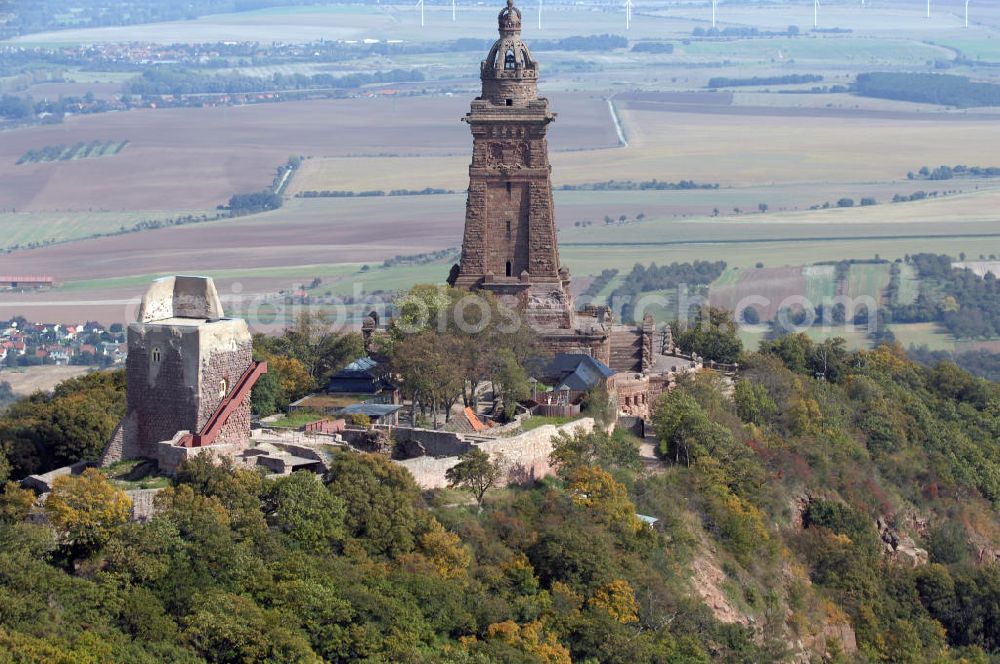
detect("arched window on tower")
[504,49,516,70]
[506,261,513,277]
[151,347,161,363]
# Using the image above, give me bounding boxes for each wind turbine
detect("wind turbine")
[926,0,930,19]
[452,0,456,21]
[538,0,542,30]
[417,0,424,27]
[712,0,717,28]
[965,0,970,27]
[625,0,633,30]
[813,0,819,28]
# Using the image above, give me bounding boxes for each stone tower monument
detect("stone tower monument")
[449,0,575,330]
[102,276,256,467]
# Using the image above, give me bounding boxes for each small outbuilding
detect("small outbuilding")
[337,403,403,426]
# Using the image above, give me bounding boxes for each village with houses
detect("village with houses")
[0,310,126,368]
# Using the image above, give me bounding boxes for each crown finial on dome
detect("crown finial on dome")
[498,0,521,35]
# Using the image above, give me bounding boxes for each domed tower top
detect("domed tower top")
[480,0,538,106]
[498,0,521,35]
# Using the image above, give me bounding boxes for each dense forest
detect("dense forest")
[909,346,1000,383]
[2,322,1000,661]
[891,253,1000,339]
[855,72,1000,108]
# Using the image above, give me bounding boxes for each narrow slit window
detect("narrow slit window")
[506,261,513,277]
[151,347,161,363]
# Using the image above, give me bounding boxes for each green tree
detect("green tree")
[493,347,530,421]
[0,482,35,522]
[183,591,321,663]
[673,307,742,363]
[253,311,362,388]
[549,428,641,478]
[733,380,777,426]
[446,448,506,509]
[265,471,346,553]
[0,370,125,477]
[325,452,427,558]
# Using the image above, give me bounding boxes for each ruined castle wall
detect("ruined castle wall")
[122,318,252,462]
[124,324,201,459]
[125,488,164,522]
[197,320,253,451]
[393,427,472,458]
[398,417,595,489]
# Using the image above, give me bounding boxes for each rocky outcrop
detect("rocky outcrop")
[690,553,750,628]
[877,517,929,567]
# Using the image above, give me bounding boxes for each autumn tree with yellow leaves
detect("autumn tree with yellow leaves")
[44,468,131,557]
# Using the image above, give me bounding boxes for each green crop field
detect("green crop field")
[738,324,874,353]
[890,322,956,351]
[802,265,837,305]
[936,38,1000,62]
[846,263,891,305]
[894,262,921,306]
[0,209,215,252]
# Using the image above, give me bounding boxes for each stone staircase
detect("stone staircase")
[609,326,644,373]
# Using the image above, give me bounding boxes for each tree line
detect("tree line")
[296,187,456,198]
[891,253,1000,339]
[908,164,1000,181]
[556,179,718,192]
[124,68,425,97]
[609,261,727,323]
[707,74,823,88]
[856,72,1000,108]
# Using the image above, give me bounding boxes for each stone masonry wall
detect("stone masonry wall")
[126,488,164,522]
[392,427,472,458]
[124,324,201,459]
[398,417,595,489]
[197,333,253,451]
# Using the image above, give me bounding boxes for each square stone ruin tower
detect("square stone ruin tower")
[109,276,254,462]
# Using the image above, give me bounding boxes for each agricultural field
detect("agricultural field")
[0,209,215,251]
[709,267,807,320]
[16,139,127,165]
[677,36,951,66]
[894,262,921,306]
[935,38,1000,62]
[738,324,874,353]
[0,365,93,395]
[0,93,615,212]
[295,104,1000,193]
[846,263,891,304]
[2,0,1000,342]
[889,322,956,351]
